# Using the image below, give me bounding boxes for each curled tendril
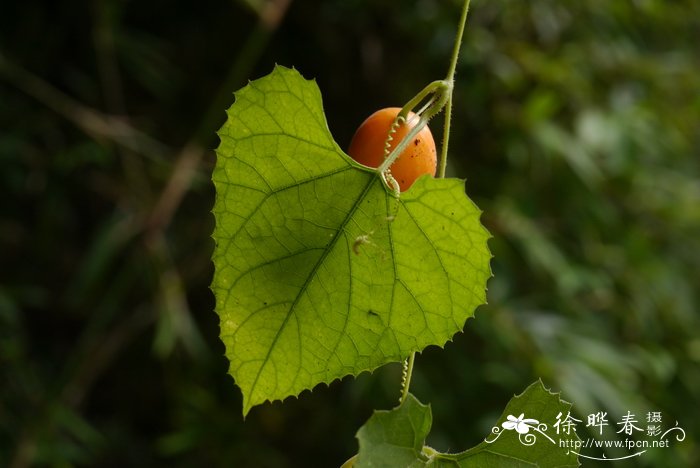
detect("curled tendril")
[383,115,405,160]
[379,114,403,221]
[383,171,401,199]
[380,116,404,201]
[398,357,409,403]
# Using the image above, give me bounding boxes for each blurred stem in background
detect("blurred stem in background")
[1,1,292,467]
[0,0,698,467]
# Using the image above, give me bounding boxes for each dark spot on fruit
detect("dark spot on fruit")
[414,139,420,145]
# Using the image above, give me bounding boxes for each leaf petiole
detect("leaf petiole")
[398,80,451,122]
[377,80,452,182]
[377,80,451,185]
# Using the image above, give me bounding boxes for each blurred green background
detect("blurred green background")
[1,0,699,466]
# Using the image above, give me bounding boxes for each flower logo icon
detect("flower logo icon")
[502,414,540,434]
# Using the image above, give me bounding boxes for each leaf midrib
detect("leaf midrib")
[246,174,381,407]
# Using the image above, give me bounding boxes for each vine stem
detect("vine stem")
[399,0,471,404]
[438,0,470,178]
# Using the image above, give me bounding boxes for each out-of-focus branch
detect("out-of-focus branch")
[194,0,293,143]
[260,0,292,31]
[146,143,205,236]
[61,307,156,408]
[92,0,126,114]
[6,2,296,466]
[148,0,293,238]
[0,52,168,161]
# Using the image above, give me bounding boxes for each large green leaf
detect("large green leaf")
[353,381,580,467]
[212,65,491,415]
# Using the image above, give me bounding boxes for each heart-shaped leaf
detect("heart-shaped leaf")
[212,65,491,415]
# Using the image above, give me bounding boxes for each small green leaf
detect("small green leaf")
[212,65,491,414]
[356,394,432,468]
[354,381,580,468]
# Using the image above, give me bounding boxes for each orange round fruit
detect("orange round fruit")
[348,107,437,191]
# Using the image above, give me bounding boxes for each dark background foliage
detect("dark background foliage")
[1,0,699,466]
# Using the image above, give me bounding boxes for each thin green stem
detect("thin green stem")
[446,0,471,83]
[439,0,471,178]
